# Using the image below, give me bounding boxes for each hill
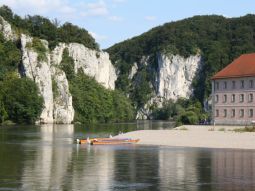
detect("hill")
[106,14,255,120]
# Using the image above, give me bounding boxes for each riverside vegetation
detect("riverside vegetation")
[2,5,255,125]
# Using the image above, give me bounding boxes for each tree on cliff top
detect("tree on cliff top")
[0,5,99,50]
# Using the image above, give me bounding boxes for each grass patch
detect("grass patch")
[233,126,255,132]
[178,126,188,130]
[218,128,225,131]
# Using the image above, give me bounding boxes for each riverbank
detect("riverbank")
[116,125,255,150]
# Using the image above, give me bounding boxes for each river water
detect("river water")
[0,121,255,191]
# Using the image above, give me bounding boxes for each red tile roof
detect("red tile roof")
[212,53,255,80]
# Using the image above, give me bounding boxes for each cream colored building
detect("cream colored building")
[211,53,255,125]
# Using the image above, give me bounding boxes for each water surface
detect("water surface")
[0,122,255,191]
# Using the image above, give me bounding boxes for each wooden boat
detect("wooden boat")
[91,139,140,145]
[76,138,139,145]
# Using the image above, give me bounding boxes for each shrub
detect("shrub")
[26,37,47,62]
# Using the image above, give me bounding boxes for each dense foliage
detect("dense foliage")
[0,34,43,124]
[60,50,135,124]
[107,14,255,106]
[0,5,99,50]
[0,74,43,124]
[152,98,208,125]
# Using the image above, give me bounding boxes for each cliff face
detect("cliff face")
[136,53,201,119]
[0,16,116,124]
[0,16,16,40]
[156,53,201,100]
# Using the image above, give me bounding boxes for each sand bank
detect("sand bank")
[116,125,255,150]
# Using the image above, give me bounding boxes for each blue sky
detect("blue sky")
[0,0,255,49]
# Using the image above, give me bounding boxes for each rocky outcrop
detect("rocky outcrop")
[51,43,116,89]
[136,53,201,119]
[0,16,17,41]
[21,34,55,123]
[0,16,116,123]
[20,34,116,123]
[156,53,201,100]
[128,63,138,80]
[20,34,74,124]
[68,43,116,89]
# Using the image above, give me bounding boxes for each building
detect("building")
[211,53,255,125]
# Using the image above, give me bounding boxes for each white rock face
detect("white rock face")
[128,62,138,79]
[0,16,17,41]
[68,43,116,89]
[136,53,201,120]
[21,34,75,124]
[51,68,74,124]
[21,34,54,123]
[51,44,74,124]
[156,53,201,100]
[20,37,116,123]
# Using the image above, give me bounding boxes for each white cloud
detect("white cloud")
[80,0,108,17]
[0,0,76,17]
[108,15,123,21]
[89,31,108,41]
[112,0,126,3]
[145,16,157,21]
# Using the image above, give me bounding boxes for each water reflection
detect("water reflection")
[211,150,255,191]
[158,149,199,190]
[1,124,255,190]
[21,124,74,190]
[70,145,115,191]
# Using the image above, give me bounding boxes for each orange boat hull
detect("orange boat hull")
[91,139,140,145]
[79,138,111,144]
[77,138,139,145]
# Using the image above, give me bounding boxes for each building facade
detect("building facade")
[211,53,255,125]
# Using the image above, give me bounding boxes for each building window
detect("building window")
[223,95,227,103]
[215,110,219,117]
[239,109,244,118]
[215,82,219,90]
[241,80,244,89]
[249,80,253,88]
[231,94,235,103]
[249,109,253,117]
[248,94,253,102]
[232,81,236,89]
[215,95,219,103]
[231,109,235,117]
[239,94,244,102]
[224,81,227,89]
[224,109,227,117]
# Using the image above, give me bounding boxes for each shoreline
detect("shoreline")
[115,125,255,150]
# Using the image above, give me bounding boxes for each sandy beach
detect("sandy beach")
[116,125,255,150]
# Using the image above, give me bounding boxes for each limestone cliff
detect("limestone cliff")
[136,53,201,119]
[0,16,17,41]
[156,53,201,100]
[0,16,116,124]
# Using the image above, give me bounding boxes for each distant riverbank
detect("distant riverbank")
[116,125,255,150]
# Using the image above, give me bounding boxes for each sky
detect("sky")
[0,0,255,49]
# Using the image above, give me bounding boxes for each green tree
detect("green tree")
[1,75,43,124]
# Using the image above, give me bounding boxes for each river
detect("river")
[0,121,255,191]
